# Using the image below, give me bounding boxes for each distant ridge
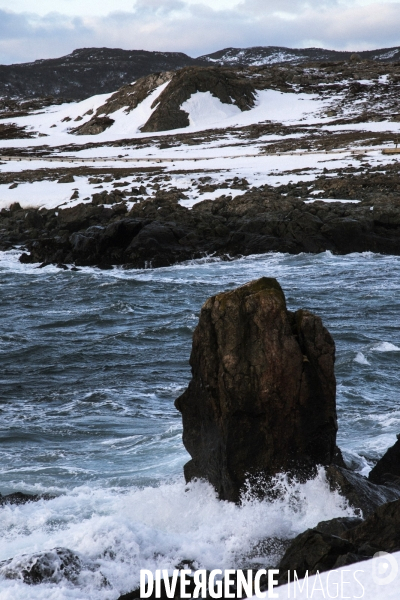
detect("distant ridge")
[199,45,400,66]
[0,48,207,101]
[1,45,400,100]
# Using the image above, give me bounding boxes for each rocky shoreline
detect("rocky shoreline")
[0,177,399,269]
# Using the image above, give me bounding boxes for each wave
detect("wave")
[0,469,355,599]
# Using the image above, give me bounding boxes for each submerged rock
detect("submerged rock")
[0,547,109,587]
[0,491,53,506]
[175,277,339,502]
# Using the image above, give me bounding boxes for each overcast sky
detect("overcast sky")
[1,0,400,64]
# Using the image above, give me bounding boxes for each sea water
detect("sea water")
[0,250,399,599]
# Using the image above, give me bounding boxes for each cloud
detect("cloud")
[0,9,91,63]
[0,1,400,65]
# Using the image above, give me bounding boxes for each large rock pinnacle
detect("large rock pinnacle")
[175,277,338,502]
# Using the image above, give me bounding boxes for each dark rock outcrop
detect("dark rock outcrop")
[278,497,400,581]
[369,435,400,485]
[175,277,339,502]
[73,116,115,136]
[278,527,361,581]
[73,71,173,135]
[10,184,400,267]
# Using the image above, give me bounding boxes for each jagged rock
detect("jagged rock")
[56,203,110,232]
[175,277,339,502]
[312,516,364,537]
[74,66,257,135]
[369,435,400,485]
[0,123,34,139]
[326,465,400,516]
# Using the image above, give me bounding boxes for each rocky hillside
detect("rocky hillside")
[73,66,258,135]
[2,44,400,101]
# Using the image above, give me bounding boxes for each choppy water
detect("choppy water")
[0,250,399,599]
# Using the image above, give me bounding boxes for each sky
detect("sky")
[1,0,400,64]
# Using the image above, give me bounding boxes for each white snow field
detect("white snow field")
[0,79,399,211]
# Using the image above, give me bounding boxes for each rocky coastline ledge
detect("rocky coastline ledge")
[0,184,399,268]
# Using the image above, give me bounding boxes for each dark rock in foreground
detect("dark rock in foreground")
[175,277,339,502]
[279,497,400,581]
[278,518,363,582]
[345,498,400,552]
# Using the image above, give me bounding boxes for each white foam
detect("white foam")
[373,342,400,352]
[354,352,370,365]
[0,469,354,599]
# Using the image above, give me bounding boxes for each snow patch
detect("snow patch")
[181,92,241,128]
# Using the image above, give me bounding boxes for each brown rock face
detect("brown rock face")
[175,277,338,502]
